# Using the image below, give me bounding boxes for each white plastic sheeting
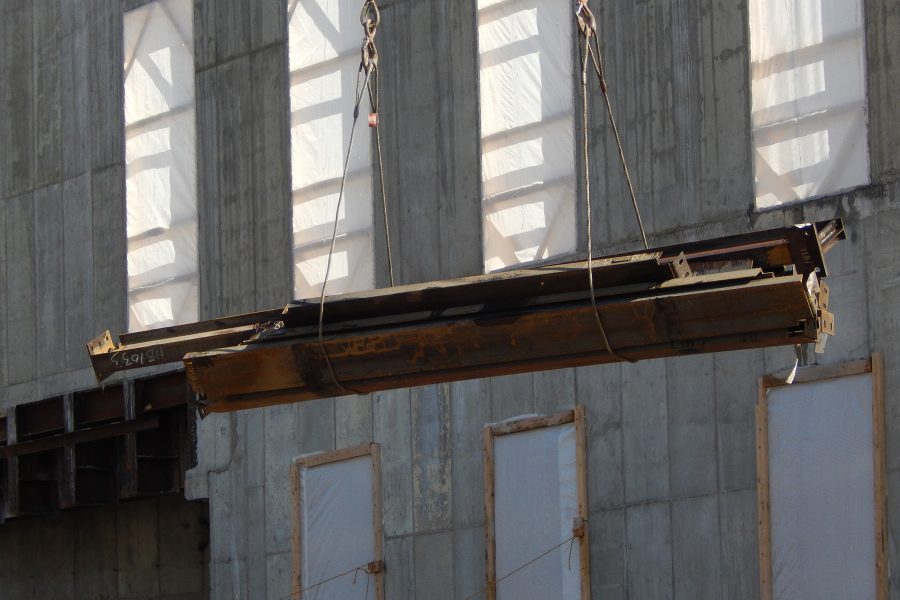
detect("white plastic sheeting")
[299,455,377,599]
[766,374,877,598]
[750,0,869,208]
[493,423,581,598]
[124,0,197,332]
[289,0,375,300]
[478,0,577,273]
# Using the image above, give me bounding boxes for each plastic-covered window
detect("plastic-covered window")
[477,0,577,273]
[288,0,375,300]
[750,0,869,208]
[484,410,590,599]
[758,359,887,598]
[123,0,197,332]
[292,445,384,599]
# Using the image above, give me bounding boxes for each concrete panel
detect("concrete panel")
[63,174,95,371]
[117,499,161,598]
[61,2,92,179]
[74,506,119,600]
[864,206,900,471]
[377,0,481,284]
[264,403,300,556]
[32,0,62,189]
[450,377,490,529]
[6,193,37,384]
[197,57,256,317]
[25,515,75,600]
[414,531,454,600]
[435,0,482,280]
[89,0,123,170]
[532,368,575,415]
[412,384,452,532]
[266,551,292,600]
[296,397,335,453]
[249,44,293,309]
[384,535,415,600]
[0,202,6,389]
[193,0,216,70]
[576,363,625,510]
[335,394,373,449]
[589,508,626,599]
[454,526,486,600]
[622,358,669,504]
[667,354,717,497]
[1,0,34,197]
[718,490,759,599]
[714,350,763,493]
[91,164,127,336]
[625,502,674,599]
[250,0,286,49]
[699,0,753,218]
[867,0,900,178]
[490,372,533,422]
[672,495,721,600]
[196,64,221,319]
[34,184,66,379]
[247,484,268,600]
[214,0,250,63]
[374,388,413,537]
[158,497,209,597]
[820,260,869,364]
[209,470,247,564]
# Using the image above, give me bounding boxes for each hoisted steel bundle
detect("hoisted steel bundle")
[87,220,843,413]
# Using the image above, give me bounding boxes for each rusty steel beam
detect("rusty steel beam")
[85,221,844,412]
[186,273,819,412]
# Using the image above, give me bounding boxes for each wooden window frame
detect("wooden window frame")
[757,354,887,600]
[482,406,590,600]
[290,442,384,599]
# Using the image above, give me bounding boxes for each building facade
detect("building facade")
[1,0,899,598]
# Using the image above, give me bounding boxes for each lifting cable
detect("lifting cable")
[576,0,642,363]
[317,0,393,395]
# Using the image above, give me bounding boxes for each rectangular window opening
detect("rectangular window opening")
[291,443,384,599]
[483,407,590,599]
[288,0,376,299]
[123,0,198,332]
[477,0,578,273]
[750,0,870,209]
[757,355,887,599]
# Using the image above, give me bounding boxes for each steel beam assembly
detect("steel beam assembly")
[87,220,844,413]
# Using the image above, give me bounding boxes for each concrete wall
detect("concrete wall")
[2,0,900,599]
[0,495,209,599]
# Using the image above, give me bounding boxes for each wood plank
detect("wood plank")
[489,409,576,437]
[756,379,773,600]
[574,405,591,600]
[762,357,872,388]
[296,442,372,469]
[872,353,888,600]
[371,443,385,600]
[482,425,496,600]
[290,459,303,599]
